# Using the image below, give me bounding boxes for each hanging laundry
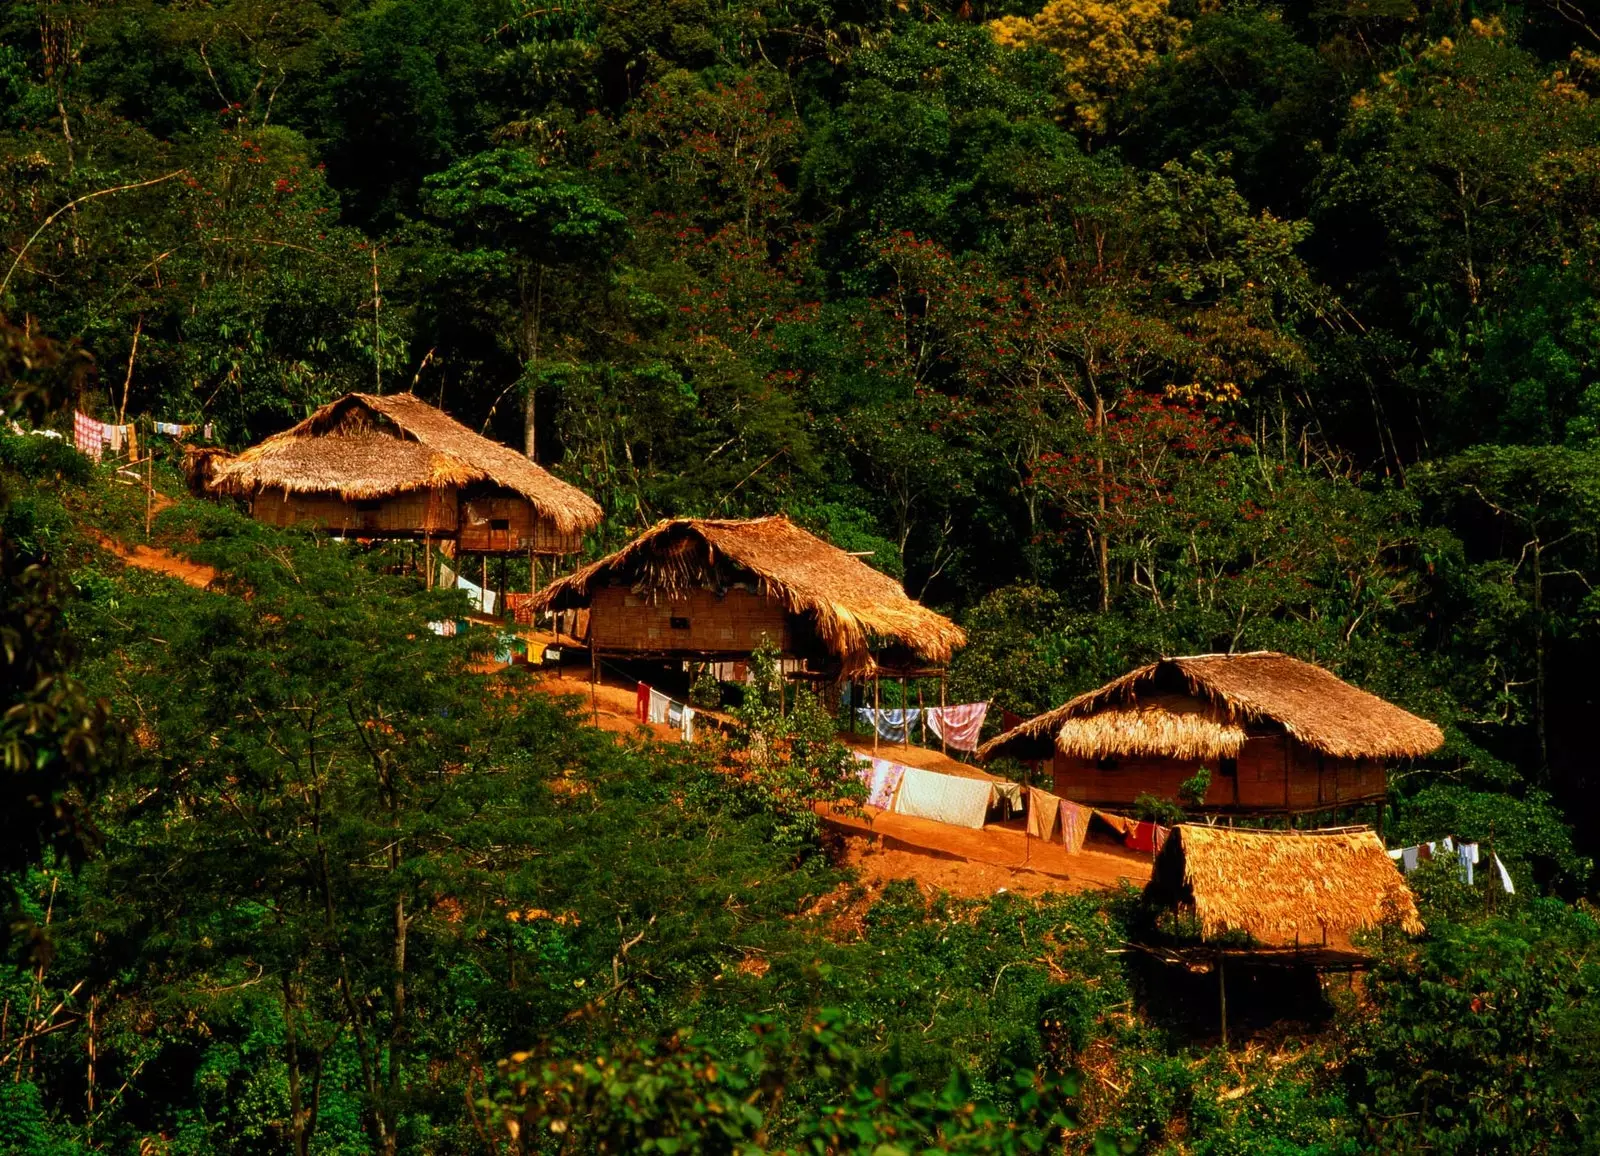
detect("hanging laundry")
[1026,787,1062,841]
[73,411,105,462]
[102,422,125,453]
[1457,842,1477,887]
[1495,854,1515,895]
[636,682,650,723]
[893,767,993,829]
[648,688,672,725]
[925,702,990,752]
[1402,846,1419,873]
[427,620,457,637]
[202,422,214,440]
[1124,820,1169,855]
[852,753,907,810]
[680,703,695,743]
[856,707,923,744]
[1060,800,1090,855]
[503,592,538,625]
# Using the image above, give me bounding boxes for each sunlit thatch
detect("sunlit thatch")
[208,393,603,533]
[1149,824,1423,948]
[979,652,1444,763]
[528,516,965,673]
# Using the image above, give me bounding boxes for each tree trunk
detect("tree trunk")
[1533,540,1548,779]
[1094,391,1109,612]
[520,264,545,460]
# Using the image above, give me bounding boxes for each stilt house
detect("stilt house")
[525,516,966,676]
[1145,824,1422,962]
[207,392,602,555]
[978,653,1443,815]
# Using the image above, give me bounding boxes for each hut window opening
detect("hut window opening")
[355,500,382,512]
[1095,756,1120,772]
[670,616,691,630]
[490,518,509,531]
[1218,757,1237,777]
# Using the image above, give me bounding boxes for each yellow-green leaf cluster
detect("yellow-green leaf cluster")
[988,0,1188,131]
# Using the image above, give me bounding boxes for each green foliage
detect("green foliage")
[1346,900,1600,1153]
[489,1009,1081,1154]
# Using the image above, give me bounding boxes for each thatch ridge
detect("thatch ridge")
[1054,694,1247,760]
[209,392,603,533]
[529,516,966,672]
[979,652,1444,762]
[1151,824,1423,947]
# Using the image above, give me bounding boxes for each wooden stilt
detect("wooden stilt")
[939,677,947,755]
[873,672,880,754]
[900,675,908,748]
[917,682,925,746]
[1218,955,1228,1047]
[590,646,599,722]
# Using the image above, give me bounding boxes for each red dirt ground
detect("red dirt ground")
[92,531,217,590]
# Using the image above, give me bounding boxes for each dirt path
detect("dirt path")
[92,531,216,590]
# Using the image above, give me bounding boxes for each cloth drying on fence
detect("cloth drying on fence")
[503,592,537,625]
[852,752,908,810]
[73,411,105,461]
[925,702,989,752]
[857,708,923,744]
[1027,787,1061,841]
[892,766,994,829]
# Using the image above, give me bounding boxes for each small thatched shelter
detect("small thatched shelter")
[208,392,602,554]
[979,653,1443,815]
[1146,824,1422,957]
[526,516,965,676]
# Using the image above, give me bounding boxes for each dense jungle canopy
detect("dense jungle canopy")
[6,0,1600,1152]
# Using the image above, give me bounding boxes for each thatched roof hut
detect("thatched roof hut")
[978,652,1444,764]
[527,516,966,674]
[208,392,603,535]
[1147,824,1423,952]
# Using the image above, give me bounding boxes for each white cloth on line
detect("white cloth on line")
[648,688,672,725]
[1495,854,1515,895]
[892,767,993,829]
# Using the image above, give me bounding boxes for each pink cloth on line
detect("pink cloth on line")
[925,702,989,752]
[852,752,907,809]
[73,411,104,462]
[1060,800,1090,855]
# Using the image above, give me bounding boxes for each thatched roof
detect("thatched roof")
[1148,824,1423,948]
[208,393,603,533]
[979,652,1444,763]
[528,516,965,672]
[1054,693,1247,760]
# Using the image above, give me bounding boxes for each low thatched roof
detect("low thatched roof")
[528,516,966,673]
[979,652,1444,763]
[208,393,603,533]
[1148,824,1423,948]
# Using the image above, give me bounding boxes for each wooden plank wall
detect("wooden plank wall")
[589,584,791,653]
[252,487,458,534]
[459,494,584,555]
[1052,734,1386,812]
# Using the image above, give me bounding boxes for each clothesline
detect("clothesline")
[636,681,696,743]
[73,412,214,463]
[1389,836,1513,893]
[856,702,989,752]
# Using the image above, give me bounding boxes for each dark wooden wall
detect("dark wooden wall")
[1052,733,1386,814]
[589,584,792,654]
[252,487,458,534]
[459,493,584,555]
